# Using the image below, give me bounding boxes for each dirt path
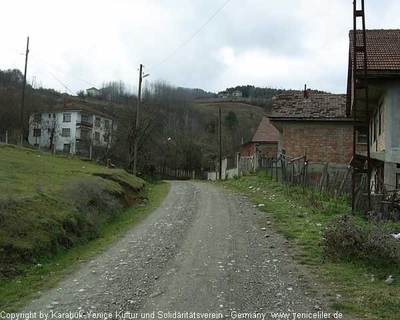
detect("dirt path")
[18,181,355,319]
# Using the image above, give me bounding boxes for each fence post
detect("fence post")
[326,172,330,192]
[292,161,294,184]
[5,131,8,144]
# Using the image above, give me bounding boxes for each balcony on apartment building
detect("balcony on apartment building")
[75,128,92,143]
[76,114,93,128]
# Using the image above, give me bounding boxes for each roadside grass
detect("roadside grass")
[0,180,170,312]
[220,172,400,320]
[0,143,170,311]
[0,143,113,197]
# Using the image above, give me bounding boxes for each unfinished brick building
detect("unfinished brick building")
[269,91,359,164]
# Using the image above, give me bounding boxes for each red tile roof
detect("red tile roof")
[346,29,400,115]
[252,117,279,143]
[270,93,348,119]
[349,29,400,73]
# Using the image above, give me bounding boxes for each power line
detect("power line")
[48,72,75,95]
[149,0,232,72]
[31,55,75,95]
[30,53,98,88]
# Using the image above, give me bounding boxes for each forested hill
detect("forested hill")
[2,68,325,173]
[221,84,330,99]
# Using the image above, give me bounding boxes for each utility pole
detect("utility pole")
[219,107,222,180]
[133,64,149,176]
[20,36,30,146]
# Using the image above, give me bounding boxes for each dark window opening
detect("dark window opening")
[33,128,41,137]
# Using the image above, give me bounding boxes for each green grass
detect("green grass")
[0,143,122,197]
[0,181,170,312]
[220,172,400,320]
[0,143,170,311]
[0,143,146,269]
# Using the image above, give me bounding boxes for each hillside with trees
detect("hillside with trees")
[0,69,269,175]
[0,69,331,173]
[219,84,330,111]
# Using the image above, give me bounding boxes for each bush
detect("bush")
[323,214,400,267]
[63,177,123,230]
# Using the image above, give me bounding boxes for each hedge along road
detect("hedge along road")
[17,181,356,320]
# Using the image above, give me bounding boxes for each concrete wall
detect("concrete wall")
[366,80,400,190]
[384,80,400,162]
[207,153,240,180]
[368,80,400,164]
[28,111,78,153]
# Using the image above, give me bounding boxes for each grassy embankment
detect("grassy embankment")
[220,173,400,320]
[0,143,170,311]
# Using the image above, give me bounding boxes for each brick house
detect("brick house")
[347,29,400,191]
[269,92,357,164]
[239,117,278,172]
[241,117,279,158]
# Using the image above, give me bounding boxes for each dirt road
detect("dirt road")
[18,181,353,319]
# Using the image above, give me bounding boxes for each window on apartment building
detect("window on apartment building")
[370,120,373,144]
[357,130,368,144]
[63,113,71,122]
[379,106,383,135]
[81,130,90,140]
[81,114,89,123]
[104,120,110,130]
[95,117,101,127]
[33,114,42,123]
[374,114,378,142]
[48,114,51,118]
[62,128,71,137]
[94,132,100,141]
[103,133,110,141]
[33,128,41,137]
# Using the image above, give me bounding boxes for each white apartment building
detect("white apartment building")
[28,105,115,157]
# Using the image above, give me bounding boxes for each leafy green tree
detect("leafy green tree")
[224,111,239,130]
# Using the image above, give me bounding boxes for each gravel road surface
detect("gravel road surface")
[18,181,355,320]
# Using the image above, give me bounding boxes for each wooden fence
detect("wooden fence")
[263,150,353,197]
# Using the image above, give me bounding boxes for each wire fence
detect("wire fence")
[0,130,20,146]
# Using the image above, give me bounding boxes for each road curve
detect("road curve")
[18,181,354,319]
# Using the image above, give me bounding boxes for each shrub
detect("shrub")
[323,214,400,267]
[63,177,123,230]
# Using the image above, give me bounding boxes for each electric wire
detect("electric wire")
[148,0,232,72]
[31,55,75,95]
[31,53,98,88]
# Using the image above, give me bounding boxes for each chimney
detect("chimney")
[304,84,308,99]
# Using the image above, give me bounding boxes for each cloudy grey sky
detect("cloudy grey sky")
[1,0,399,95]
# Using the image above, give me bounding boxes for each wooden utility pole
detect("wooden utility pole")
[133,64,149,176]
[219,107,222,180]
[20,36,30,146]
[133,64,143,176]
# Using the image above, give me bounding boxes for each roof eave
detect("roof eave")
[269,117,352,122]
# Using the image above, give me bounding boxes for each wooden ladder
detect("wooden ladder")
[351,0,371,212]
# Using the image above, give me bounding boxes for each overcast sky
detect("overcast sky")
[1,0,399,95]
